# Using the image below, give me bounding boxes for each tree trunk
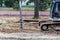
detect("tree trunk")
[34,0,39,19]
[0,0,2,7]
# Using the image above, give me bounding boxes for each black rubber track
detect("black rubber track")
[41,24,49,31]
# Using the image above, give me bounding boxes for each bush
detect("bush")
[39,2,50,11]
[13,1,19,10]
[5,0,13,7]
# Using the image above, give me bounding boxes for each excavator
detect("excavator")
[40,0,60,31]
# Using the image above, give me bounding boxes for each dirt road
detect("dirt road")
[0,11,59,40]
[0,11,50,16]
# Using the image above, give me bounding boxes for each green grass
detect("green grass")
[47,8,50,11]
[22,6,34,11]
[0,7,50,11]
[22,6,34,8]
[0,7,13,11]
[0,6,34,11]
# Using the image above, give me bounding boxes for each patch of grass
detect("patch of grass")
[22,6,34,8]
[47,8,50,11]
[0,7,13,11]
[22,6,34,11]
[0,6,34,11]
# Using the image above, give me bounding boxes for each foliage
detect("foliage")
[4,0,19,10]
[5,0,14,7]
[28,0,52,11]
[0,0,52,10]
[13,1,19,10]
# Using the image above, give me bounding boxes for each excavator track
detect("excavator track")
[40,21,60,31]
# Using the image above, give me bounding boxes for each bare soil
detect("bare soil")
[0,15,50,33]
[0,15,60,40]
[0,16,20,33]
[0,15,59,34]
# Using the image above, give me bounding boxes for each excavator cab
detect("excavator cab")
[51,0,60,18]
[40,0,60,31]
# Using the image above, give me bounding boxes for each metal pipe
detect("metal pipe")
[19,0,23,29]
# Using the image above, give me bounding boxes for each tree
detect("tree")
[34,0,39,19]
[5,0,14,7]
[27,0,52,11]
[13,0,20,10]
[0,0,2,7]
[27,0,52,19]
[39,0,52,11]
[13,0,19,10]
